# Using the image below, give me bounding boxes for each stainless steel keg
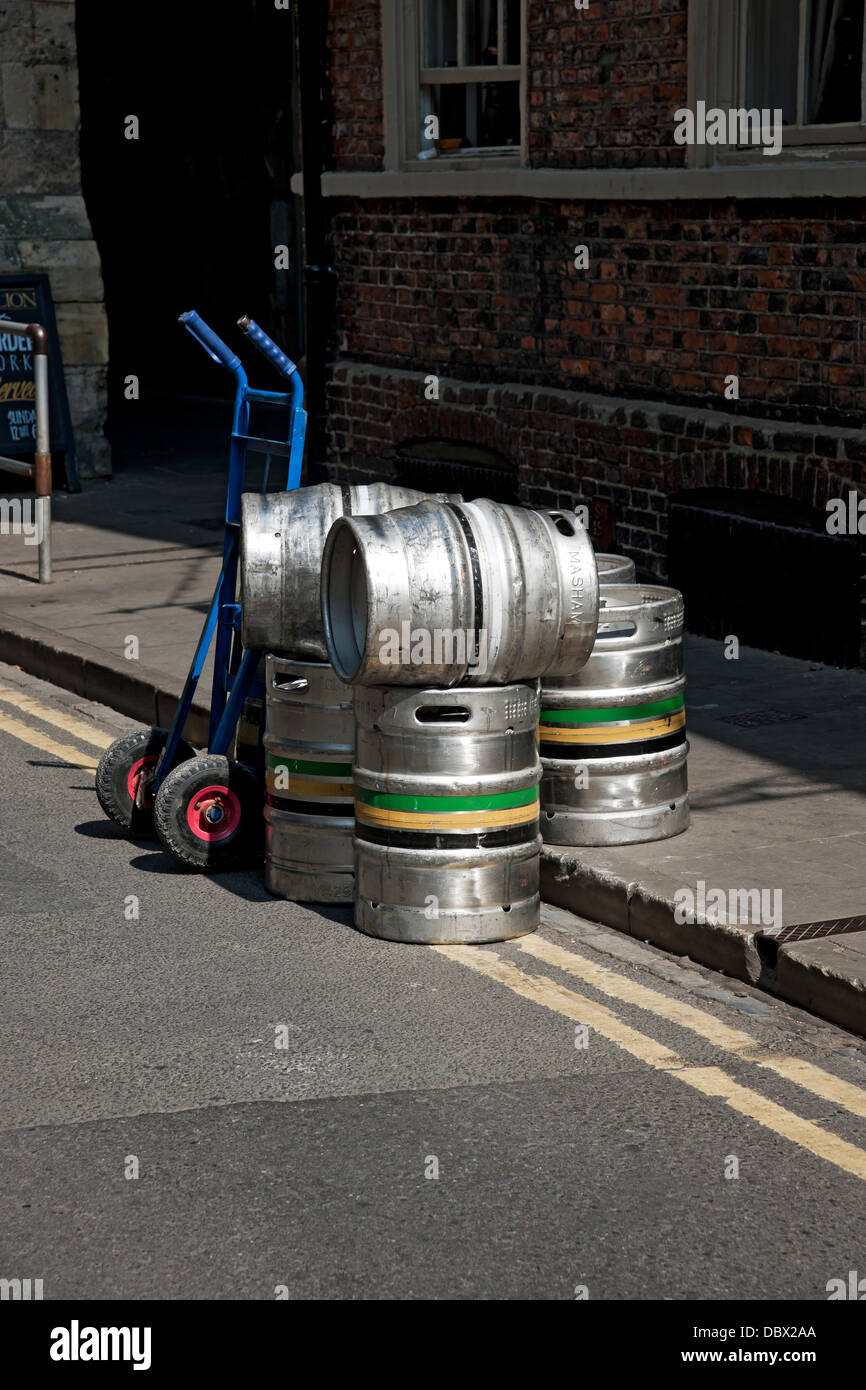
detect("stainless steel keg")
[596,553,636,585]
[322,500,599,687]
[353,684,542,943]
[263,655,355,903]
[540,584,688,846]
[241,483,460,658]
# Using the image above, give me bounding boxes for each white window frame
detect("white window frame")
[383,0,527,171]
[689,0,866,166]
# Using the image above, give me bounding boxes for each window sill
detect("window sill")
[290,162,866,199]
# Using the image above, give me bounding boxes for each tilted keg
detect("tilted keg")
[596,553,635,585]
[540,584,688,846]
[353,684,542,944]
[241,482,461,658]
[322,500,599,687]
[263,655,355,903]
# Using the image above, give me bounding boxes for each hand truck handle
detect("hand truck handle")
[178,311,241,372]
[237,316,298,381]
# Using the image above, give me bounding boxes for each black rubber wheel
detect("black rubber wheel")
[153,754,262,871]
[95,727,196,838]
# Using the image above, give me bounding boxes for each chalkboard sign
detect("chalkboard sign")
[0,274,79,491]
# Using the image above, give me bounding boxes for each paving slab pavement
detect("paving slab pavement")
[1,443,865,1037]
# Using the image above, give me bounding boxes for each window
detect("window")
[383,0,525,169]
[691,0,866,161]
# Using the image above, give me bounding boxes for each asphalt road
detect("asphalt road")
[2,661,866,1301]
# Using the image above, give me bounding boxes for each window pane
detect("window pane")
[465,0,499,65]
[475,79,519,144]
[805,0,864,123]
[504,0,522,64]
[746,0,799,124]
[421,80,520,149]
[424,0,459,67]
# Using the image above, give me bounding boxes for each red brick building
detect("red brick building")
[307,0,866,665]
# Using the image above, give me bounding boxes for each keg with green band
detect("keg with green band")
[539,690,686,758]
[263,657,355,904]
[540,584,689,847]
[355,782,539,842]
[265,750,354,810]
[353,684,542,945]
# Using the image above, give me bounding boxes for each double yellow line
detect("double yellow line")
[436,934,866,1182]
[0,683,110,772]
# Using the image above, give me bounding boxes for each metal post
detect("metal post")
[32,333,52,583]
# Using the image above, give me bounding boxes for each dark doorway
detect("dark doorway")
[75,0,303,446]
[668,488,862,668]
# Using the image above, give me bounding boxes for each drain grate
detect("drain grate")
[757,916,866,945]
[718,708,807,729]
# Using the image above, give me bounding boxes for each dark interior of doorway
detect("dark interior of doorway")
[668,488,863,669]
[75,0,303,466]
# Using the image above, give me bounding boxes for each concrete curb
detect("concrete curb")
[0,612,211,747]
[541,847,866,1040]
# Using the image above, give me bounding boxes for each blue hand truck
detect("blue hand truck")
[95,311,306,871]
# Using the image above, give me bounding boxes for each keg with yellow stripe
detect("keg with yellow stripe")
[354,684,541,943]
[264,656,354,903]
[540,585,688,846]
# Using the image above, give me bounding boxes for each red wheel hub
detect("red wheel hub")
[186,784,242,843]
[127,755,158,808]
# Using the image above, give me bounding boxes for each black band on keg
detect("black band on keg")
[267,795,353,819]
[539,730,687,760]
[446,502,484,668]
[355,820,538,851]
[340,484,353,516]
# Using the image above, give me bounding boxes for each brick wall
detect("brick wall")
[0,0,109,477]
[328,0,384,170]
[329,197,866,428]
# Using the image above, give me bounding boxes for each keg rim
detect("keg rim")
[321,517,368,682]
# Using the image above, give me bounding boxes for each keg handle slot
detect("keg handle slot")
[596,621,638,640]
[415,706,471,723]
[273,677,309,692]
[549,512,576,537]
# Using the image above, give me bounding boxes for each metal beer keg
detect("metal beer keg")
[322,500,599,687]
[241,482,460,658]
[263,655,355,902]
[353,683,542,943]
[540,585,688,845]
